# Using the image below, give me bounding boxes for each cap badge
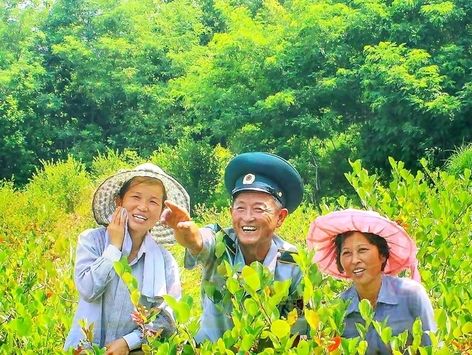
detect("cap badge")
[243,173,256,184]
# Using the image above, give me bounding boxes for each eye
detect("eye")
[342,251,351,256]
[359,248,368,252]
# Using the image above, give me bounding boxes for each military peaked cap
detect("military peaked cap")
[224,152,303,213]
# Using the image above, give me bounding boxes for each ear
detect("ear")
[115,196,123,207]
[275,208,288,228]
[380,255,387,270]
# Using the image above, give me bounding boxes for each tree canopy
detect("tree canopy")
[1,0,470,201]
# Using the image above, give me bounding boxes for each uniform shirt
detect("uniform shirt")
[64,227,181,350]
[341,275,436,354]
[184,225,304,343]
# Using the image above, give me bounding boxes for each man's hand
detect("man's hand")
[105,337,130,355]
[107,207,127,250]
[160,201,203,254]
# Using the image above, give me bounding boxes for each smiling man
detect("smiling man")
[161,152,305,343]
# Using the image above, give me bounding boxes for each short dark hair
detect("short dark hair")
[334,231,390,273]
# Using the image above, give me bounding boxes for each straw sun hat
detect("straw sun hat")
[306,209,420,281]
[92,163,190,244]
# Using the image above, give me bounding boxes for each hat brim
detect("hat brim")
[306,209,417,279]
[224,152,303,213]
[92,168,190,244]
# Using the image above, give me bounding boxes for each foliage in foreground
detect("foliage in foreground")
[0,155,470,353]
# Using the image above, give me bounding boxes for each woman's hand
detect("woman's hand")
[107,207,127,250]
[160,201,202,254]
[104,337,130,354]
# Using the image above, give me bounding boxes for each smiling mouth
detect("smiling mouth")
[132,214,148,221]
[352,268,365,276]
[242,226,256,232]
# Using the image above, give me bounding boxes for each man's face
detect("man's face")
[230,191,288,249]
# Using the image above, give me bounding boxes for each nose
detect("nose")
[137,201,149,211]
[243,209,255,221]
[351,251,361,264]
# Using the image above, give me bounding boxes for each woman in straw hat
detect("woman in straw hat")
[306,209,436,354]
[64,163,190,354]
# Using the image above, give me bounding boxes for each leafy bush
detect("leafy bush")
[26,156,91,214]
[90,148,144,183]
[445,143,472,177]
[150,139,230,211]
[0,156,470,353]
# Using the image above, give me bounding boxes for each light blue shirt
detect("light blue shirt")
[341,275,436,354]
[184,225,304,343]
[64,227,181,350]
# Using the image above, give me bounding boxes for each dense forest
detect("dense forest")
[1,0,471,203]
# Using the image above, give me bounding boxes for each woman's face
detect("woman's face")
[116,180,164,238]
[340,232,386,288]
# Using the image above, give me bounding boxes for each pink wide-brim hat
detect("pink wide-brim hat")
[306,209,420,281]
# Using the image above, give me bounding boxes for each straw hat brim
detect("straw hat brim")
[92,168,190,244]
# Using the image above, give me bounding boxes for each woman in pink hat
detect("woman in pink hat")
[306,209,436,354]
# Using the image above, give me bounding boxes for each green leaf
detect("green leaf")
[114,260,125,276]
[142,344,152,353]
[381,326,392,343]
[226,277,240,295]
[358,299,373,322]
[240,333,255,351]
[305,309,320,330]
[412,318,423,339]
[14,317,32,337]
[270,319,291,339]
[243,297,259,316]
[163,295,190,323]
[462,321,472,335]
[124,272,138,290]
[358,340,368,355]
[303,276,313,302]
[130,289,141,306]
[215,239,226,258]
[242,265,261,291]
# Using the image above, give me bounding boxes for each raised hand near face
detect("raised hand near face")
[107,207,127,250]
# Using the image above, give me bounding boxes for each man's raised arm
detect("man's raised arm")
[160,200,203,255]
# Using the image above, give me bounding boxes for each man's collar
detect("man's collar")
[234,238,279,273]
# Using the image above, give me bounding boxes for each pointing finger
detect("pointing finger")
[164,200,190,219]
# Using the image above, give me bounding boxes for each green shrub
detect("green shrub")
[26,156,91,214]
[90,148,144,182]
[1,155,470,353]
[150,139,229,211]
[445,143,472,177]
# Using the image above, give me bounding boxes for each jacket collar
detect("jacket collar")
[344,275,398,315]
